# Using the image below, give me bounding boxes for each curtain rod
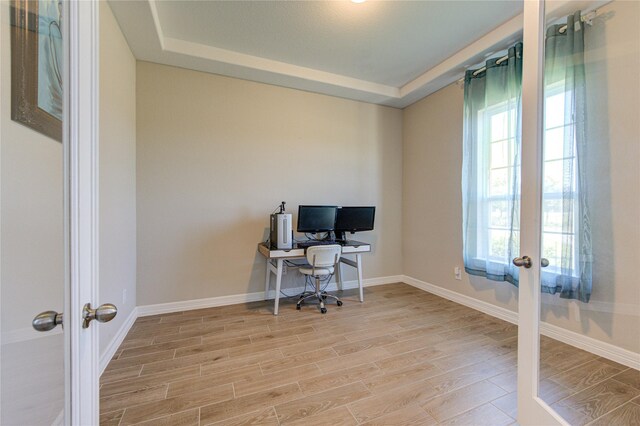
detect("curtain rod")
[456,10,597,85]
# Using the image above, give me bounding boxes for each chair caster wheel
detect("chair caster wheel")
[336,300,343,306]
[320,308,327,314]
[296,305,301,310]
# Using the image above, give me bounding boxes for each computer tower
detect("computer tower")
[270,213,292,249]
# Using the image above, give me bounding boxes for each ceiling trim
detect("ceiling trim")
[140,0,528,108]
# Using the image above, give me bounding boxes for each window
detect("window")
[476,102,520,265]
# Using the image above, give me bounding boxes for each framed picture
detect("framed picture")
[10,0,63,142]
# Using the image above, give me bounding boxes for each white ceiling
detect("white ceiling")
[109,0,524,108]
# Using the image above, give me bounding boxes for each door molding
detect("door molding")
[64,0,100,424]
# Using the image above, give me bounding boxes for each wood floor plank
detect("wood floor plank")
[100,365,142,385]
[199,383,303,425]
[99,384,167,413]
[298,363,380,396]
[105,349,176,372]
[363,361,440,395]
[348,379,440,423]
[99,410,124,426]
[421,380,507,422]
[375,346,444,371]
[140,348,229,376]
[120,384,234,425]
[332,335,399,356]
[101,365,200,398]
[260,348,336,375]
[200,348,282,376]
[359,404,437,426]
[426,355,513,395]
[151,326,226,344]
[439,402,514,426]
[316,347,390,373]
[234,363,322,397]
[274,382,371,424]
[550,378,640,424]
[227,335,300,357]
[491,392,517,420]
[612,368,640,390]
[167,365,262,398]
[119,337,202,359]
[587,401,640,426]
[132,408,200,426]
[207,407,279,426]
[279,335,348,357]
[547,359,626,392]
[286,406,358,426]
[174,337,251,358]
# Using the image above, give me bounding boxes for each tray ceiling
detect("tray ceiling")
[109,1,524,108]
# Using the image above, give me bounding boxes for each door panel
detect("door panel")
[538,0,640,424]
[1,0,65,424]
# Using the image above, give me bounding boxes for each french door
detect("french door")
[517,1,566,424]
[518,0,639,425]
[1,1,103,424]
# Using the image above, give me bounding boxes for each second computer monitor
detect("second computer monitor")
[335,206,376,234]
[297,205,337,233]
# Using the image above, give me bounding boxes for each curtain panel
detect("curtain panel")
[542,11,593,302]
[462,43,523,285]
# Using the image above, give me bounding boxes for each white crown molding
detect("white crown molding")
[402,275,640,370]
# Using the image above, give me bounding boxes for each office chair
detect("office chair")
[297,245,343,314]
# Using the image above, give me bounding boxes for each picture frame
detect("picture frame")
[10,0,63,142]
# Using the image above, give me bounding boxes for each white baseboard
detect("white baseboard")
[402,275,640,370]
[99,307,138,375]
[137,275,404,317]
[402,275,519,325]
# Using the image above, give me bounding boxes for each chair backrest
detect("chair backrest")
[306,245,342,269]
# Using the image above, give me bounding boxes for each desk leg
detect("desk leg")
[336,258,343,291]
[356,253,364,302]
[264,258,271,300]
[274,259,283,315]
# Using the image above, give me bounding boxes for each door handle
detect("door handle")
[82,303,117,328]
[513,256,532,268]
[513,256,550,268]
[32,311,63,332]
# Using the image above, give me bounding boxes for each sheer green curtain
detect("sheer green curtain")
[462,43,522,285]
[542,11,592,302]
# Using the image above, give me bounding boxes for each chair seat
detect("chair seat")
[300,266,334,276]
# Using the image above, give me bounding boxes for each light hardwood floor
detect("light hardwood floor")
[100,284,640,425]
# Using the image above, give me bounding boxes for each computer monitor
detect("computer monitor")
[296,205,337,233]
[335,206,376,235]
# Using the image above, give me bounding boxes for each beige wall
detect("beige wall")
[403,0,639,352]
[136,62,403,306]
[99,2,137,358]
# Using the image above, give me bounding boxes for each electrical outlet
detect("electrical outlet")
[454,266,462,280]
[123,289,127,304]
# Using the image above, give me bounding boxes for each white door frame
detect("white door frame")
[517,1,567,424]
[64,0,100,424]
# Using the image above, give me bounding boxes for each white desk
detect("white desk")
[257,241,371,315]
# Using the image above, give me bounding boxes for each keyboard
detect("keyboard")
[296,240,339,248]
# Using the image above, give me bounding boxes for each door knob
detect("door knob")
[82,303,117,328]
[513,256,533,268]
[541,258,550,267]
[32,311,63,332]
